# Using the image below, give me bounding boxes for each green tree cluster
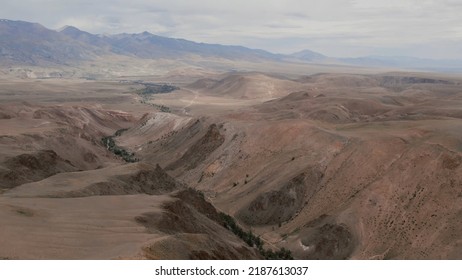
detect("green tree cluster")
[219,213,293,260]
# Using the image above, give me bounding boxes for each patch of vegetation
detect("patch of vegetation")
[219,212,293,260]
[15,208,34,217]
[192,187,205,199]
[136,83,179,95]
[139,99,171,113]
[153,104,171,113]
[114,128,128,137]
[134,82,176,113]
[102,133,138,163]
[260,247,293,260]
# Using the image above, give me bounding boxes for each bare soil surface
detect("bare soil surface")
[1,71,461,259]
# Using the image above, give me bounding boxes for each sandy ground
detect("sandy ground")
[0,195,166,259]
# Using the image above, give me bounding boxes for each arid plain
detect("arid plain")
[1,67,461,259]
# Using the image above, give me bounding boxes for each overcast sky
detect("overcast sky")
[1,0,462,59]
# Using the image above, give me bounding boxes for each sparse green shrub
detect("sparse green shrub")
[137,84,179,95]
[219,212,293,260]
[101,134,138,163]
[114,128,128,137]
[260,247,293,260]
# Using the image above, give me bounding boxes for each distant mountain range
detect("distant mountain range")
[336,56,462,72]
[1,19,462,72]
[0,19,283,66]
